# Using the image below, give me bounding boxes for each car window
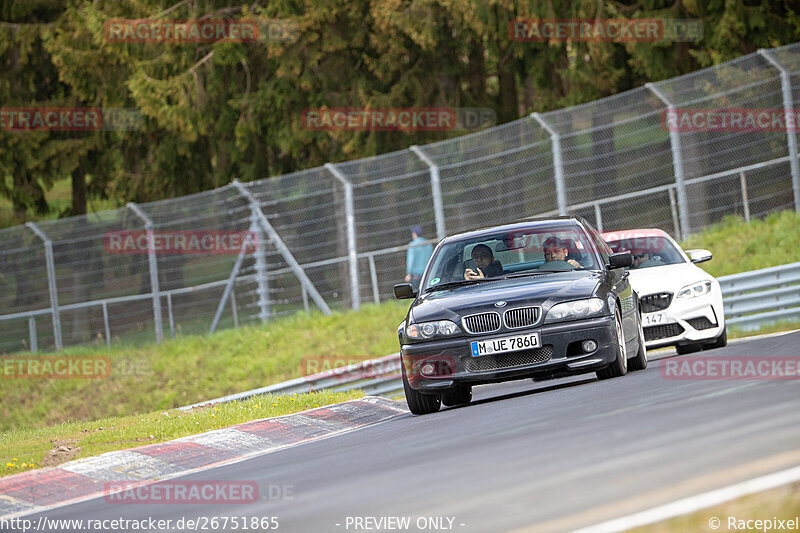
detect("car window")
[605,236,685,269]
[423,225,601,289]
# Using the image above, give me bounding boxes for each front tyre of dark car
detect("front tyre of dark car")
[441,385,472,407]
[596,307,628,380]
[402,363,441,415]
[628,313,648,371]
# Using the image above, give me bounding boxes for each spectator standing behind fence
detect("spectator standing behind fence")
[405,225,433,291]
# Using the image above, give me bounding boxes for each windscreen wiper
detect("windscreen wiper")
[424,279,491,292]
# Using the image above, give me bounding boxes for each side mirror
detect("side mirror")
[393,283,417,299]
[686,249,712,263]
[607,251,633,269]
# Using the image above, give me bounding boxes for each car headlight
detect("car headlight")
[406,320,462,340]
[545,298,605,323]
[676,280,713,299]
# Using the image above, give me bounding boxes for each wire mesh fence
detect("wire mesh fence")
[2,42,800,353]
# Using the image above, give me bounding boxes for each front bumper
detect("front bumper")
[401,315,617,393]
[642,291,725,348]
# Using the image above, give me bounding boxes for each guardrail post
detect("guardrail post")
[127,202,163,343]
[25,222,63,350]
[231,179,331,315]
[758,49,800,213]
[646,83,691,240]
[531,113,567,216]
[409,146,446,241]
[325,163,360,311]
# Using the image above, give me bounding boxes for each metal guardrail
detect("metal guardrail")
[719,261,800,331]
[180,262,800,408]
[179,353,403,410]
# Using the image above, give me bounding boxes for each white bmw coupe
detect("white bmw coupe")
[601,228,726,354]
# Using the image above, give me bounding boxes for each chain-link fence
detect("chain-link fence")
[2,42,800,353]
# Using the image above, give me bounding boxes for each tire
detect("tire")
[629,314,648,371]
[402,363,441,415]
[676,343,702,355]
[441,385,472,407]
[704,326,727,350]
[597,307,628,380]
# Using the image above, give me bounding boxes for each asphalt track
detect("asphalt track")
[19,332,800,533]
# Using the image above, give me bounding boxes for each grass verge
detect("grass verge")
[0,390,363,478]
[629,481,800,532]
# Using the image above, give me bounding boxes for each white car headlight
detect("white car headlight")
[545,298,605,323]
[406,320,462,340]
[676,280,713,299]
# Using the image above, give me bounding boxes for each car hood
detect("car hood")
[627,262,714,296]
[410,271,602,323]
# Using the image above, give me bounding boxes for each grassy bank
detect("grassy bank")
[0,301,409,431]
[0,390,362,477]
[681,210,800,277]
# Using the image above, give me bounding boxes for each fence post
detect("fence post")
[231,179,331,315]
[102,301,111,347]
[646,83,690,240]
[28,316,38,352]
[250,210,270,323]
[325,163,360,311]
[368,254,380,304]
[740,171,751,222]
[531,113,567,216]
[409,145,446,241]
[593,203,603,232]
[668,188,681,240]
[758,49,800,213]
[25,222,63,350]
[210,223,259,333]
[127,202,163,343]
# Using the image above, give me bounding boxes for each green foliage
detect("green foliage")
[3,1,800,225]
[681,210,800,277]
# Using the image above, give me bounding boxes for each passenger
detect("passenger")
[631,248,664,269]
[538,237,582,270]
[464,244,503,280]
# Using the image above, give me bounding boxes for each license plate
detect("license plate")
[470,333,540,357]
[643,312,667,326]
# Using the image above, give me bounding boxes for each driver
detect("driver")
[464,244,503,280]
[538,237,582,270]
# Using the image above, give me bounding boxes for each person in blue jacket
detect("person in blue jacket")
[405,225,433,291]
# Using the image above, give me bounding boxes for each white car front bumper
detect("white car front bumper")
[641,290,725,349]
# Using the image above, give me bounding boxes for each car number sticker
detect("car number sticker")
[471,333,540,357]
[643,312,667,326]
[430,277,441,285]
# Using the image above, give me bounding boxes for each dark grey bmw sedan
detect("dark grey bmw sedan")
[393,217,647,415]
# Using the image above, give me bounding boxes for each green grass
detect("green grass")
[680,210,800,277]
[629,481,800,533]
[0,390,363,478]
[0,300,410,432]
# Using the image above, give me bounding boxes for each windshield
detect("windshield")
[423,225,600,291]
[605,236,686,269]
